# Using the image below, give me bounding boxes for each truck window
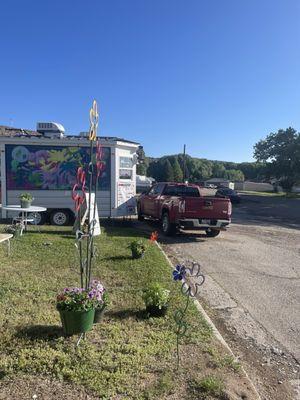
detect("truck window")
[163,185,200,197]
[183,187,200,197]
[163,185,178,196]
[148,183,165,196]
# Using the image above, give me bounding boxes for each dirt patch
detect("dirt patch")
[202,302,298,400]
[0,375,99,400]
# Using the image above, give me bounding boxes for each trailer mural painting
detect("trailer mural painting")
[5,144,111,191]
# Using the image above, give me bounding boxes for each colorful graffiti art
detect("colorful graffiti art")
[6,144,111,191]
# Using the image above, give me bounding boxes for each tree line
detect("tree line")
[137,127,300,191]
[137,154,264,183]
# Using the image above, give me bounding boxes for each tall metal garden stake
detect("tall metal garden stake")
[73,100,100,290]
[172,262,205,369]
[86,100,99,289]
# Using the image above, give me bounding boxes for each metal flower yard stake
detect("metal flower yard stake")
[56,100,104,345]
[73,100,102,291]
[172,262,205,369]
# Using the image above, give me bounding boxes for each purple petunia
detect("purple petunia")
[88,279,106,304]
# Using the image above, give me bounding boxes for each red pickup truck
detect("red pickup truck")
[137,182,232,236]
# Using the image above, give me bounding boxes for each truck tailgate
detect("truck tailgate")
[182,197,231,220]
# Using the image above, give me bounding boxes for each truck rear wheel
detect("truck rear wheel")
[50,210,70,226]
[205,228,220,237]
[162,212,176,236]
[137,205,144,221]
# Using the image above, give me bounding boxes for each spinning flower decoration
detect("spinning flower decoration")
[172,261,205,369]
[181,262,205,297]
[172,264,186,281]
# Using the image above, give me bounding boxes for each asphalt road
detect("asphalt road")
[159,194,300,398]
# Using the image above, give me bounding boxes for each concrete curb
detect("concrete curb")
[155,240,262,400]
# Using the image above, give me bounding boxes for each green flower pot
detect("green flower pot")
[20,200,32,208]
[94,305,106,323]
[59,309,95,336]
[146,305,168,317]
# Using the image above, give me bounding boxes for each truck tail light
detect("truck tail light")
[179,199,185,213]
[228,202,232,216]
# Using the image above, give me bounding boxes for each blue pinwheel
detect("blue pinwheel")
[172,264,186,281]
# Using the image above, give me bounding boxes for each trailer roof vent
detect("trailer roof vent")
[36,122,65,139]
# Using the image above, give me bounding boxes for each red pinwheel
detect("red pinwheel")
[72,167,87,211]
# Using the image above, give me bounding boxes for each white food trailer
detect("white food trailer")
[0,123,141,225]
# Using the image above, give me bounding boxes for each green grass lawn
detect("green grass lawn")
[0,223,248,399]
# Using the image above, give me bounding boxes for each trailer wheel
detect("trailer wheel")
[50,210,70,226]
[26,212,47,225]
[205,228,220,237]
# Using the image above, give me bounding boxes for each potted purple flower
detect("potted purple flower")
[56,287,96,336]
[89,280,110,323]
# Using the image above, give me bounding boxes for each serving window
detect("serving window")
[119,156,134,180]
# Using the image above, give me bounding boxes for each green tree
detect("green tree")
[254,127,300,192]
[136,163,147,175]
[163,159,174,181]
[237,162,266,181]
[147,159,164,181]
[212,163,226,178]
[224,169,245,181]
[171,158,183,182]
[188,159,212,181]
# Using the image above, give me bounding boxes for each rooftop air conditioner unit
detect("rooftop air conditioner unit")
[79,131,89,138]
[36,122,65,139]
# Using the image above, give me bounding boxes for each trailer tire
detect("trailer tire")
[205,228,220,237]
[50,210,70,226]
[26,212,47,226]
[161,212,176,236]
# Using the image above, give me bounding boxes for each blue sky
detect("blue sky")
[1,1,300,162]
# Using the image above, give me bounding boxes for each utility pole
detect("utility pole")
[183,144,186,183]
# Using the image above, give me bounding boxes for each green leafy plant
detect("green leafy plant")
[129,239,147,258]
[189,376,225,397]
[142,283,170,309]
[19,193,34,202]
[102,291,110,307]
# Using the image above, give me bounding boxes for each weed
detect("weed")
[143,372,175,399]
[189,375,227,399]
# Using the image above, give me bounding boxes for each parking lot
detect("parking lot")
[158,194,300,399]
